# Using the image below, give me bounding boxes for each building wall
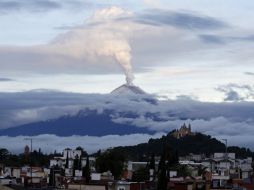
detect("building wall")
[214,153,235,159]
[68,184,106,190]
[63,149,81,159]
[13,168,21,178]
[50,159,64,168]
[115,184,130,190]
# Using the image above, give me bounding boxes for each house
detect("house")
[214,153,236,160]
[126,161,159,180]
[19,167,48,188]
[172,182,193,190]
[50,148,96,177]
[68,184,107,190]
[108,181,147,190]
[238,157,253,179]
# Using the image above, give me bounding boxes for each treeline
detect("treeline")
[1,130,253,180]
[95,132,254,161]
[0,146,87,167]
[0,148,57,167]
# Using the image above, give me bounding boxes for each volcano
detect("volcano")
[111,84,146,95]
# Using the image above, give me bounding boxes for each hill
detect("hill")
[101,131,254,161]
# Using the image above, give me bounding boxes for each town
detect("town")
[0,124,253,190]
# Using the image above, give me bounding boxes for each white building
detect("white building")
[49,148,95,177]
[214,153,235,160]
[63,148,81,159]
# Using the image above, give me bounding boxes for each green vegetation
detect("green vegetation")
[95,149,125,179]
[103,132,254,161]
[132,167,149,182]
[0,148,53,167]
[0,147,87,168]
[83,156,91,183]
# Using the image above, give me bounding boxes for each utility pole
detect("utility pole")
[221,138,229,177]
[221,139,228,159]
[24,138,33,187]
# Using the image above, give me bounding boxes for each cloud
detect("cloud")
[216,83,254,101]
[0,6,138,80]
[0,78,13,82]
[1,90,254,149]
[0,0,61,13]
[0,0,96,14]
[245,72,254,76]
[199,34,254,44]
[199,34,225,44]
[0,90,254,150]
[0,6,232,77]
[134,10,227,30]
[224,90,242,101]
[0,133,165,154]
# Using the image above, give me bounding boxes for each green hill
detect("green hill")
[101,131,254,161]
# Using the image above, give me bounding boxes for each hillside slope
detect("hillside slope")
[0,109,154,137]
[106,131,254,161]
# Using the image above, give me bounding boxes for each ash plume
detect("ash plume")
[49,6,135,85]
[92,6,135,85]
[98,36,134,85]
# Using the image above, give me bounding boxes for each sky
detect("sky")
[0,0,254,153]
[0,0,253,101]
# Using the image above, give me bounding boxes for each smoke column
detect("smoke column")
[102,38,134,86]
[50,7,135,85]
[92,6,135,85]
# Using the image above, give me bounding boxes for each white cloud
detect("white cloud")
[0,133,165,154]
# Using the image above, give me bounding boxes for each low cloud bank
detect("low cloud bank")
[0,133,165,154]
[0,90,254,150]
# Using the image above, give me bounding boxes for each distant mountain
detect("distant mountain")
[106,131,254,161]
[0,85,160,137]
[0,109,155,137]
[111,84,146,95]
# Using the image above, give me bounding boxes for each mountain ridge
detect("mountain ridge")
[111,84,146,95]
[0,109,156,137]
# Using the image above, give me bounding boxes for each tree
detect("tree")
[82,156,91,183]
[0,148,9,162]
[157,149,167,190]
[157,142,179,190]
[148,153,156,182]
[132,167,149,182]
[149,153,155,170]
[76,147,88,157]
[78,155,82,170]
[49,168,54,187]
[176,165,191,177]
[65,152,69,168]
[73,155,79,177]
[95,149,125,179]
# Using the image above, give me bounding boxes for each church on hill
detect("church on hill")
[172,123,194,139]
